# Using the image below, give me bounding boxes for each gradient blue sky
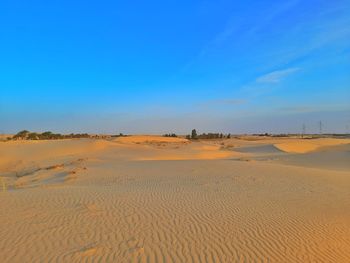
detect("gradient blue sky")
[1,0,349,134]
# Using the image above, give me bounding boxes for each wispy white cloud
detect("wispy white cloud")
[207,1,302,55]
[257,13,350,71]
[181,0,302,72]
[238,67,301,97]
[181,0,349,78]
[256,68,300,83]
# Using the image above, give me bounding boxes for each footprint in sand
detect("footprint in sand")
[80,247,98,257]
[84,203,102,216]
[73,245,103,258]
[126,237,146,254]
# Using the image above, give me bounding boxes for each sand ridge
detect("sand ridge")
[274,138,350,153]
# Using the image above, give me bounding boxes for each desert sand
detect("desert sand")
[1,135,350,262]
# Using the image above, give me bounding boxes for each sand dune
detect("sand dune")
[1,136,350,262]
[138,143,239,161]
[274,138,350,153]
[0,139,108,170]
[274,143,350,171]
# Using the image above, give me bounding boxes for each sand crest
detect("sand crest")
[274,138,350,153]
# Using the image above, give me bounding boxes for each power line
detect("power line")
[319,121,323,135]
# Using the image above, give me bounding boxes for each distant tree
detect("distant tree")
[53,133,63,139]
[13,130,29,139]
[27,132,39,140]
[10,130,92,140]
[163,133,177,138]
[186,135,191,140]
[196,133,223,139]
[39,131,66,140]
[227,133,231,139]
[191,129,198,139]
[41,131,53,139]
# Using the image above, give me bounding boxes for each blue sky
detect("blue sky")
[1,0,349,134]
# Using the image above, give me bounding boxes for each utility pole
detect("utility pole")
[319,121,323,135]
[302,123,306,138]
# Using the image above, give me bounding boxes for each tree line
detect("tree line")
[186,129,231,140]
[163,133,177,137]
[11,130,89,140]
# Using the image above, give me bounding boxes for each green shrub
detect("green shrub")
[13,130,29,139]
[191,129,198,139]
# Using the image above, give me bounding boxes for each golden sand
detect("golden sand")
[0,136,349,262]
[274,138,350,153]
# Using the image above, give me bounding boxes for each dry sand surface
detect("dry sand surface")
[1,135,350,262]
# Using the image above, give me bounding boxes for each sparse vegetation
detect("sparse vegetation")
[13,130,30,140]
[253,133,270,137]
[191,129,198,140]
[188,129,232,140]
[10,130,90,140]
[163,133,177,137]
[197,133,225,139]
[27,132,39,140]
[111,133,127,138]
